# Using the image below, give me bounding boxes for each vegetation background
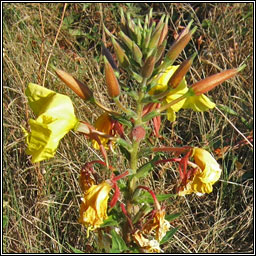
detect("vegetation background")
[3,2,253,253]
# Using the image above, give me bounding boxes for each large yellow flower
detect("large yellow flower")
[22,83,79,163]
[178,147,222,196]
[149,65,215,121]
[78,181,112,235]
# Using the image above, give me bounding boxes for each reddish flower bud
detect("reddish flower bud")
[166,26,197,63]
[168,52,197,89]
[104,56,120,98]
[132,126,146,142]
[141,55,156,79]
[54,68,93,101]
[190,66,244,96]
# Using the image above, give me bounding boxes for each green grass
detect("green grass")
[3,2,253,253]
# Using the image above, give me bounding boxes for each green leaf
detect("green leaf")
[110,229,128,253]
[3,215,8,228]
[134,191,175,204]
[160,227,179,245]
[100,215,119,227]
[165,212,181,222]
[67,243,85,253]
[218,104,251,128]
[113,115,133,128]
[135,156,159,179]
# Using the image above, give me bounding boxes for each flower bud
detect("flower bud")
[101,43,118,72]
[168,52,197,89]
[104,56,120,98]
[132,126,146,142]
[176,19,194,42]
[158,16,169,47]
[148,23,164,50]
[54,67,93,101]
[190,65,245,96]
[119,7,127,34]
[112,37,130,68]
[142,27,153,51]
[141,55,156,79]
[119,30,133,50]
[132,41,143,65]
[155,40,167,63]
[166,26,197,63]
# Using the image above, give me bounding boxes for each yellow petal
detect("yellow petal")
[178,148,221,196]
[92,113,113,150]
[24,83,79,163]
[149,65,183,95]
[182,94,215,112]
[79,181,112,231]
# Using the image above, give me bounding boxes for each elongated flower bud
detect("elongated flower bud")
[119,31,133,50]
[190,65,245,95]
[155,40,167,64]
[176,20,194,42]
[168,52,197,89]
[166,26,197,63]
[148,23,164,50]
[158,16,169,47]
[112,37,130,68]
[54,67,93,101]
[132,41,143,65]
[104,56,120,98]
[120,7,127,34]
[102,43,118,71]
[141,55,156,79]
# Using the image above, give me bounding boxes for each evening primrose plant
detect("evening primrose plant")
[23,8,245,253]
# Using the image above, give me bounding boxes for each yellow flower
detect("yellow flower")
[178,147,222,196]
[149,65,215,121]
[23,83,79,163]
[149,65,188,122]
[92,112,113,150]
[132,230,163,253]
[143,209,171,242]
[78,181,112,235]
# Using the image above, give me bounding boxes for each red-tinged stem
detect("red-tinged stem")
[109,182,120,208]
[112,170,129,182]
[120,203,134,230]
[152,146,192,154]
[137,186,161,210]
[154,158,181,166]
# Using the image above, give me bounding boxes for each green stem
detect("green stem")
[114,97,136,117]
[93,99,120,116]
[128,78,147,202]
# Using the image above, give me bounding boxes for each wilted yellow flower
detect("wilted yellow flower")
[178,147,222,196]
[143,209,171,242]
[132,230,163,253]
[22,83,79,163]
[79,181,112,235]
[92,113,113,150]
[149,65,215,121]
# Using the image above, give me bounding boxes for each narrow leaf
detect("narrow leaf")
[160,227,179,245]
[110,229,128,253]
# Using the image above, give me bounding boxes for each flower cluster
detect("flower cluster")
[22,7,243,253]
